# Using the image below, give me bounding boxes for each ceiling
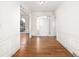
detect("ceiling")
[20,1,63,12]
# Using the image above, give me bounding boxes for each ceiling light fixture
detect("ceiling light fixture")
[39,1,47,5]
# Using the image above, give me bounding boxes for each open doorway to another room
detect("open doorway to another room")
[20,6,29,49]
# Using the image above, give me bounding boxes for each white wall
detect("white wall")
[31,11,56,36]
[50,16,56,36]
[55,1,79,56]
[0,2,20,57]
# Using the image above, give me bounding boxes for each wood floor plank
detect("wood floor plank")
[13,33,73,57]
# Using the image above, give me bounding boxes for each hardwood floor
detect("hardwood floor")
[13,33,73,57]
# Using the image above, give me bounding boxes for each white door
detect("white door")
[36,16,49,36]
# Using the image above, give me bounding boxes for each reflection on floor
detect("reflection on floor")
[13,33,73,57]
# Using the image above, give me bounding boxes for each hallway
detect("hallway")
[13,33,73,57]
[0,1,79,57]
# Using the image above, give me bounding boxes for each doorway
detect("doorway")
[20,7,29,49]
[36,16,49,36]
